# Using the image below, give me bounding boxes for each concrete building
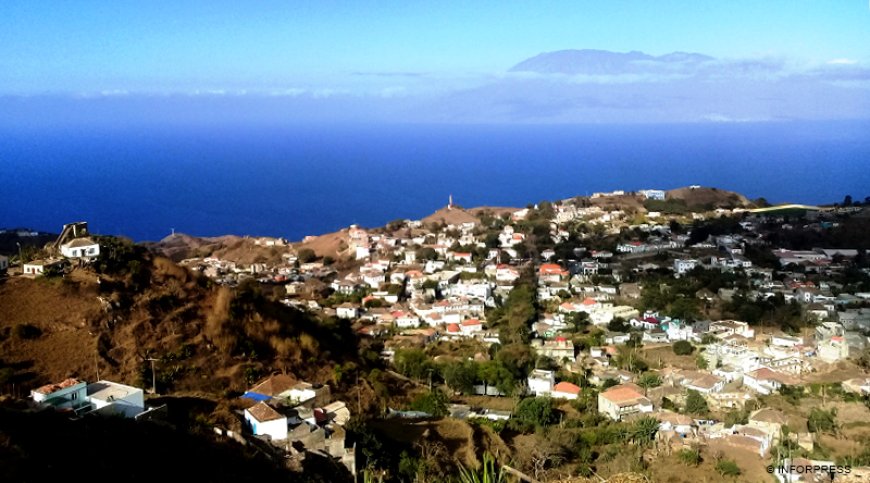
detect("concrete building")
[31,378,88,411]
[598,383,653,420]
[527,370,555,396]
[245,402,288,440]
[86,380,145,418]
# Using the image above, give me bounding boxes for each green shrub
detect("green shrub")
[715,459,741,477]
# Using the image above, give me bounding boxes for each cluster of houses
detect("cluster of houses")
[21,222,101,276]
[240,374,354,472]
[30,377,148,418]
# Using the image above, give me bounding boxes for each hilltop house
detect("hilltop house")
[22,259,65,277]
[31,378,88,411]
[60,237,100,260]
[86,380,145,418]
[245,402,288,441]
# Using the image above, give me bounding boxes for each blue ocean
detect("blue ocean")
[1,121,869,241]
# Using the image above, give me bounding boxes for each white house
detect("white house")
[245,402,288,440]
[394,311,421,329]
[22,259,64,276]
[0,254,8,272]
[683,374,725,394]
[743,368,798,395]
[336,303,360,320]
[495,264,520,283]
[656,411,694,436]
[86,380,145,418]
[551,381,581,400]
[31,378,88,410]
[597,383,653,420]
[287,382,318,404]
[674,259,699,275]
[459,319,483,335]
[527,369,555,396]
[60,237,100,259]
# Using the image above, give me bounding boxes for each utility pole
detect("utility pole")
[356,372,361,414]
[145,358,160,394]
[16,242,22,267]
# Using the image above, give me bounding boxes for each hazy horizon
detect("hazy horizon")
[2,2,870,124]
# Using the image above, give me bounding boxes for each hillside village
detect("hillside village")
[2,187,870,482]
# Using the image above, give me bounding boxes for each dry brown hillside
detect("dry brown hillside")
[422,206,480,226]
[0,237,361,397]
[666,186,753,209]
[293,228,350,259]
[147,233,289,265]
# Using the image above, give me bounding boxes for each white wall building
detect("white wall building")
[674,259,699,275]
[245,402,288,440]
[60,237,100,259]
[527,369,555,396]
[86,380,145,418]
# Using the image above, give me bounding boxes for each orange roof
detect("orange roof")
[553,381,581,395]
[446,323,460,333]
[582,297,598,305]
[601,384,646,404]
[539,263,566,274]
[33,378,83,395]
[461,319,481,326]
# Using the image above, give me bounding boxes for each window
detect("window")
[70,393,78,400]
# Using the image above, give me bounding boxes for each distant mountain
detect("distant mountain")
[509,49,714,75]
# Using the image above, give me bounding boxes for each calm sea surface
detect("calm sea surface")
[1,121,868,241]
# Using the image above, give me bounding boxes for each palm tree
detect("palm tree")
[632,416,660,447]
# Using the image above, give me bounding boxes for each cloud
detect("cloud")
[350,71,427,78]
[827,58,858,65]
[268,88,308,97]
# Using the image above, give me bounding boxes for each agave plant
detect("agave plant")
[457,453,506,483]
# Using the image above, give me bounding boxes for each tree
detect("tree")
[601,378,619,390]
[410,389,449,417]
[843,195,853,207]
[807,407,838,435]
[637,373,662,394]
[673,340,695,356]
[512,397,556,430]
[685,390,709,415]
[567,312,590,332]
[394,349,433,381]
[632,416,660,446]
[297,248,317,264]
[677,447,701,466]
[607,317,630,333]
[442,360,477,395]
[715,459,741,478]
[696,354,709,370]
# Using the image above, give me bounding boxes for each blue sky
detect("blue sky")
[2,1,869,94]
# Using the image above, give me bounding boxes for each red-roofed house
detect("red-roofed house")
[496,264,520,283]
[445,323,460,335]
[539,263,569,283]
[598,383,654,420]
[459,319,483,336]
[551,381,581,400]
